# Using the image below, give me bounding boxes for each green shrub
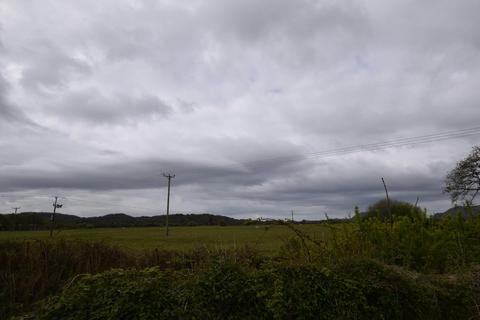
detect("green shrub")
[190,262,270,319]
[38,268,187,320]
[335,259,440,319]
[364,199,424,222]
[28,259,478,320]
[264,264,366,320]
[319,208,480,273]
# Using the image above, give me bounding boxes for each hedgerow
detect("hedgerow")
[28,260,478,320]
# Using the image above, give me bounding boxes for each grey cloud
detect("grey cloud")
[20,42,91,91]
[0,76,23,123]
[0,75,41,129]
[52,89,172,124]
[369,0,480,50]
[201,0,368,46]
[0,152,452,216]
[0,159,246,192]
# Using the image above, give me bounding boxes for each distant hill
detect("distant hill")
[0,212,247,231]
[33,212,84,224]
[434,205,480,219]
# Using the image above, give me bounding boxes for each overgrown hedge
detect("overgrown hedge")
[25,260,478,320]
[0,240,262,319]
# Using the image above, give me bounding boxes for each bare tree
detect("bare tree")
[444,146,480,205]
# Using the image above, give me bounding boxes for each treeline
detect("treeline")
[0,212,247,231]
[1,202,478,231]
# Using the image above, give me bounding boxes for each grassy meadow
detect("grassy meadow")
[0,224,330,252]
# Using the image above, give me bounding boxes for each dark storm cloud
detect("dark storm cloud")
[245,170,446,211]
[214,157,449,205]
[0,153,305,192]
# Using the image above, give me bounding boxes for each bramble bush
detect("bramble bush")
[24,259,478,320]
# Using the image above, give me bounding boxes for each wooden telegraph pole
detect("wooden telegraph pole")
[381,177,393,227]
[50,196,63,237]
[163,173,175,236]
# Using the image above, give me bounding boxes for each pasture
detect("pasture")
[0,224,330,252]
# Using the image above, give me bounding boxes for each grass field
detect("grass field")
[0,224,330,251]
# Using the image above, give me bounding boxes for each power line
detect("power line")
[239,126,480,169]
[305,127,480,158]
[63,196,160,213]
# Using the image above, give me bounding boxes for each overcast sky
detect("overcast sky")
[1,0,479,219]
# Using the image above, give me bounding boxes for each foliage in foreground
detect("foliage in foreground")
[293,202,480,274]
[21,260,480,320]
[0,239,261,319]
[3,204,480,319]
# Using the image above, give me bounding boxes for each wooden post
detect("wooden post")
[163,173,175,236]
[50,196,58,237]
[381,177,393,226]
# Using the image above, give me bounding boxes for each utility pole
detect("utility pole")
[50,196,63,237]
[414,196,420,210]
[12,207,20,214]
[163,173,175,236]
[381,177,392,227]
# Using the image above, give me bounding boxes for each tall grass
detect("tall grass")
[326,208,480,273]
[0,239,261,319]
[0,240,129,318]
[276,206,480,274]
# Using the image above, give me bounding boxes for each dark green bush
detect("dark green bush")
[335,259,440,319]
[190,262,269,319]
[264,264,366,319]
[364,199,424,222]
[27,259,478,320]
[38,268,187,320]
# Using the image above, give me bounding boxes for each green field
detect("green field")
[0,224,330,252]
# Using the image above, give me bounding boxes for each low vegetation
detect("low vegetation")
[2,203,480,319]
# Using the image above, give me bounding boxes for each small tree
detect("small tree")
[444,146,480,205]
[364,199,423,221]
